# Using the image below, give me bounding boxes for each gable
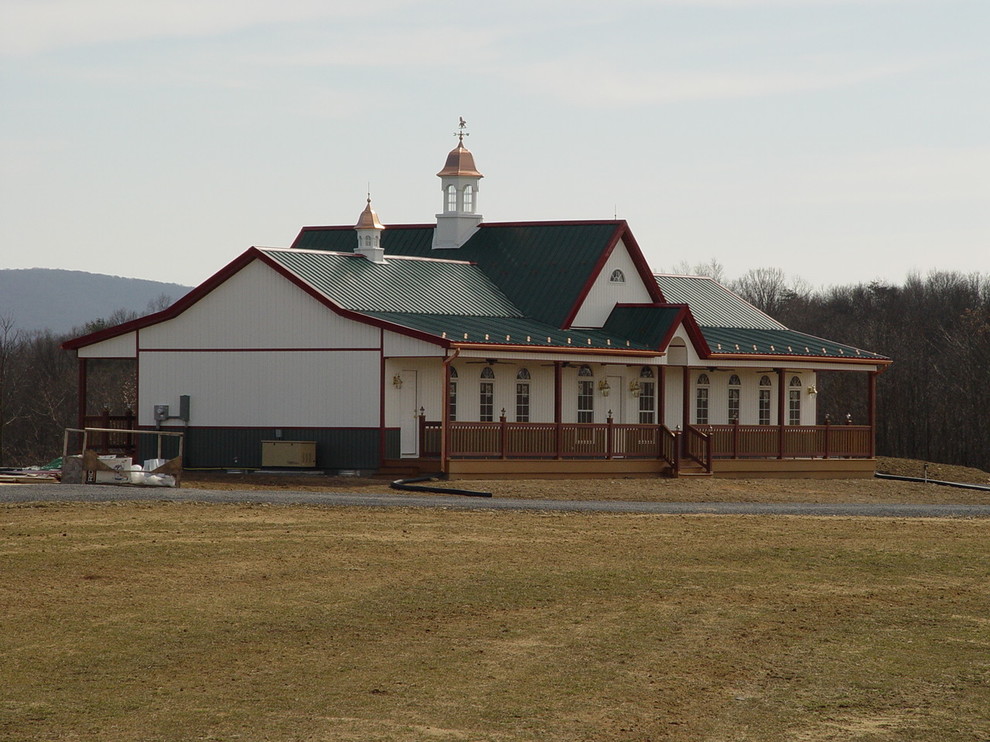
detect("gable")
[139,258,381,350]
[570,238,655,328]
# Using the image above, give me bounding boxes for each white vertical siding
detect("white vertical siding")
[140,259,379,350]
[138,349,380,427]
[77,331,137,359]
[383,331,445,357]
[570,239,654,328]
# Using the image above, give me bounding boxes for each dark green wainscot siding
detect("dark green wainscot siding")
[138,428,389,471]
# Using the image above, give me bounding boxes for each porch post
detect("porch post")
[77,357,88,428]
[658,365,666,427]
[606,410,614,460]
[442,359,450,470]
[777,368,786,459]
[554,362,563,459]
[681,367,691,429]
[868,370,878,459]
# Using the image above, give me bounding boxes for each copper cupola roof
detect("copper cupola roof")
[437,141,484,178]
[355,197,384,230]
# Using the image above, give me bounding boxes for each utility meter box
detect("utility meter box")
[153,404,169,422]
[261,440,317,468]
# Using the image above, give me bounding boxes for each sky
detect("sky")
[2,0,988,291]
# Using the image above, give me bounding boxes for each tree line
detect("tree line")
[1,274,988,472]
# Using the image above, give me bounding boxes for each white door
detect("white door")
[399,370,419,457]
[607,375,624,422]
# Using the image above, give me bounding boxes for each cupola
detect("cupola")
[354,195,385,264]
[433,118,484,250]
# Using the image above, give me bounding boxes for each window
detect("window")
[480,367,494,422]
[638,366,655,424]
[448,367,458,422]
[759,375,772,426]
[446,184,457,212]
[463,185,474,213]
[610,269,625,283]
[577,365,594,423]
[515,368,530,422]
[728,374,741,423]
[696,373,710,425]
[789,376,802,426]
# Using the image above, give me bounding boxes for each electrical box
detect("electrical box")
[261,440,316,468]
[153,404,169,422]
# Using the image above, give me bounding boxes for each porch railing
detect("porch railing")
[420,417,872,465]
[420,417,680,469]
[697,421,872,459]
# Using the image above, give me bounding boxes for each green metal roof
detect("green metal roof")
[702,326,889,360]
[292,221,625,327]
[260,248,521,316]
[655,274,785,330]
[603,305,685,349]
[362,312,654,351]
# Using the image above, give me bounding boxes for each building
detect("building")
[64,129,890,478]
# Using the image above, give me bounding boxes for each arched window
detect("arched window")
[448,367,458,421]
[610,269,625,283]
[728,374,741,423]
[696,373,710,425]
[463,185,474,213]
[480,367,495,422]
[789,376,802,426]
[515,368,530,422]
[577,365,594,423]
[446,184,457,212]
[638,366,655,424]
[759,375,772,425]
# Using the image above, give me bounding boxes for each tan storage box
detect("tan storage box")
[261,440,316,468]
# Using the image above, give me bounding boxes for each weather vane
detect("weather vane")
[454,116,469,143]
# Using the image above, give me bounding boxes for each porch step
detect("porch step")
[378,459,443,478]
[676,464,713,478]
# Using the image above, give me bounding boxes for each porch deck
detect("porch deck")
[407,419,876,479]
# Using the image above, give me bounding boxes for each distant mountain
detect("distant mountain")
[0,269,192,335]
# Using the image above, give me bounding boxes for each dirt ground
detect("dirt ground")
[182,456,990,505]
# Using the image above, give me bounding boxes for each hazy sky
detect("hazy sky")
[2,0,987,290]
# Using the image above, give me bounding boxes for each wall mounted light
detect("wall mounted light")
[392,374,403,389]
[807,385,818,395]
[598,379,611,397]
[628,379,641,398]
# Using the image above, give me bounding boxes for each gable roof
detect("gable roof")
[654,274,785,330]
[292,220,664,328]
[654,274,889,363]
[260,248,520,317]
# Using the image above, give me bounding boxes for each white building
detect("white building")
[65,131,890,478]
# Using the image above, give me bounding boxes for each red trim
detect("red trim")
[137,347,379,353]
[560,222,664,329]
[62,247,452,352]
[379,328,387,464]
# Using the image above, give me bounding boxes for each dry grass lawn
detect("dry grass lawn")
[181,456,990,505]
[1,500,988,741]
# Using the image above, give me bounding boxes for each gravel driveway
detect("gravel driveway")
[4,482,990,518]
